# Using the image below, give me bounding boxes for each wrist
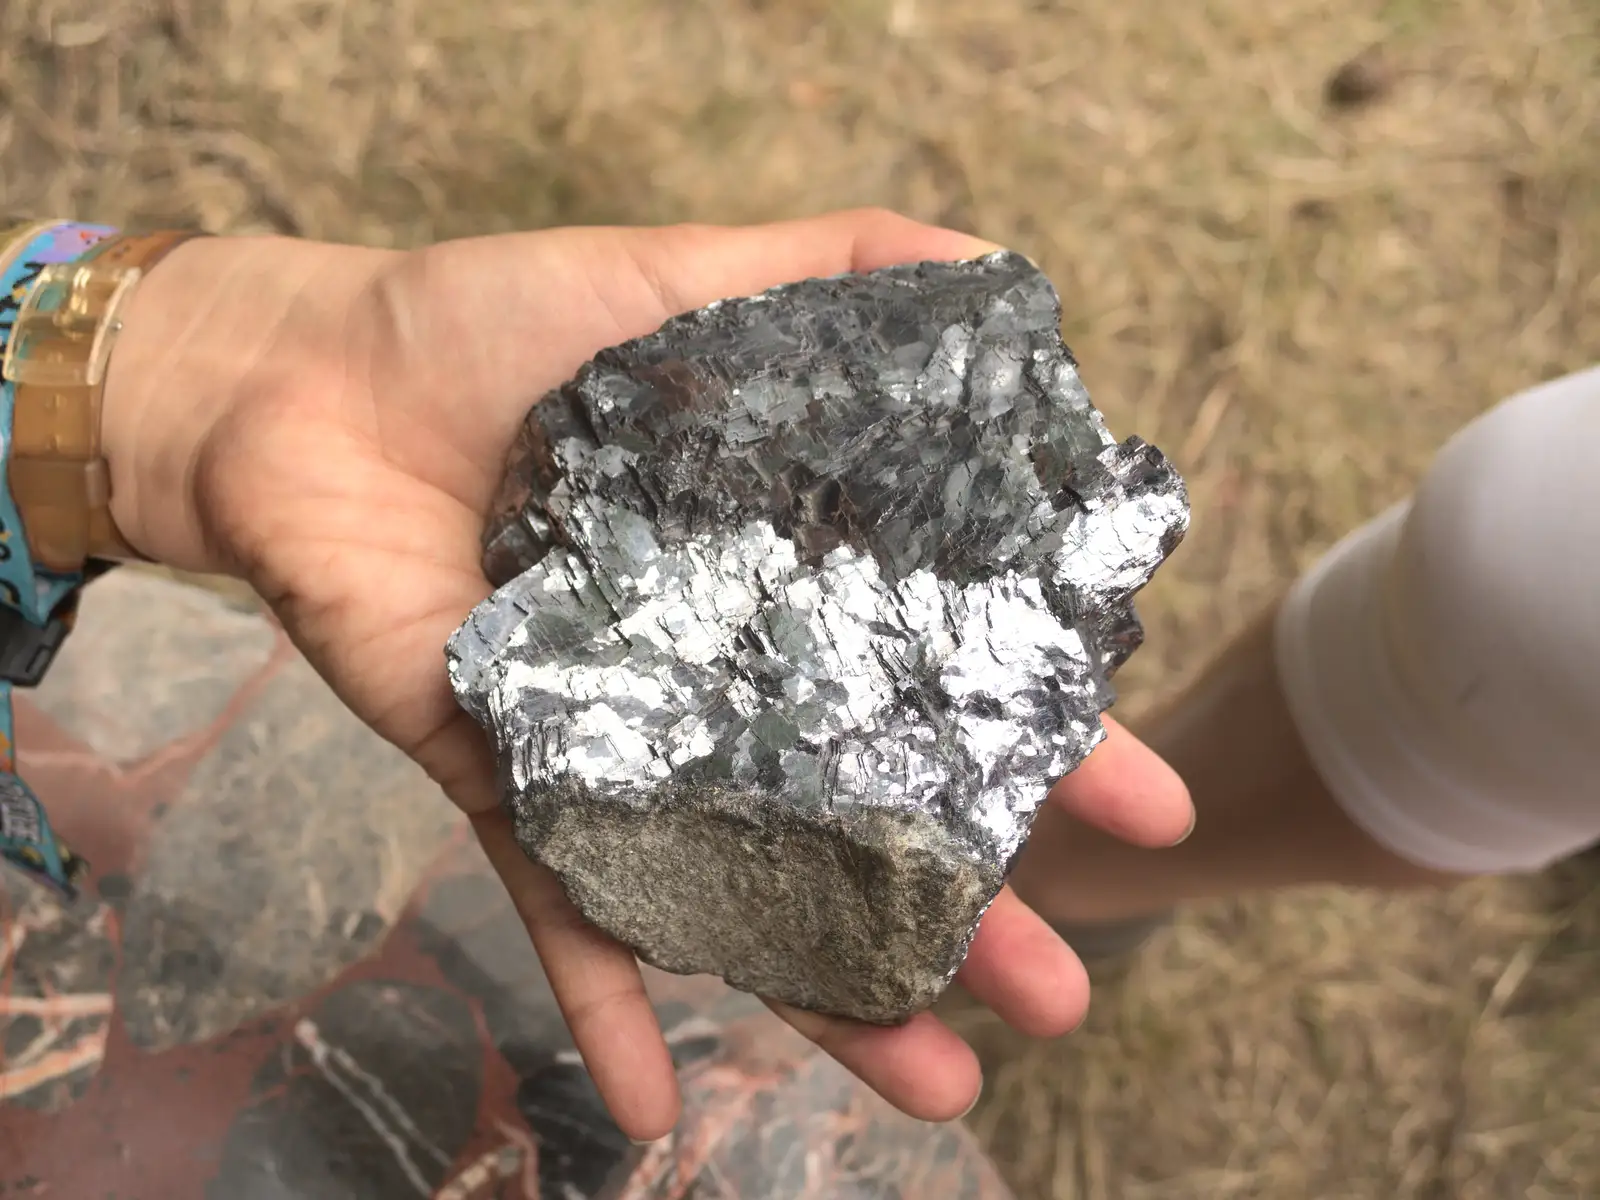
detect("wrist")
[101,235,393,574]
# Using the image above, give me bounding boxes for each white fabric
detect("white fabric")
[1275,365,1600,874]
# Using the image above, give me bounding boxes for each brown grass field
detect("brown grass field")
[3,0,1598,1195]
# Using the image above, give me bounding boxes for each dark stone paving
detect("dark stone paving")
[29,570,277,765]
[117,651,459,1051]
[0,569,1012,1199]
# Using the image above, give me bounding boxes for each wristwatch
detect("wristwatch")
[1,230,201,572]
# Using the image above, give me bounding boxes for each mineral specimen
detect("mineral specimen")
[447,251,1188,1024]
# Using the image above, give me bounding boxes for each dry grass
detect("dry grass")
[2,0,1597,1195]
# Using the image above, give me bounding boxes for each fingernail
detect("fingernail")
[954,237,1018,264]
[974,243,1030,266]
[629,1133,669,1147]
[1171,807,1197,846]
[954,1081,983,1122]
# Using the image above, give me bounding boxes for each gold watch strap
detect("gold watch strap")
[4,230,203,570]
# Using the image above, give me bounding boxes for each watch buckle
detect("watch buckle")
[0,603,73,688]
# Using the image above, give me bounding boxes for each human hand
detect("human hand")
[101,209,1194,1140]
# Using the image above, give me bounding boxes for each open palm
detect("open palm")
[191,209,1193,1140]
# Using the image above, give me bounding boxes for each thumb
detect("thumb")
[379,207,1006,515]
[595,207,1005,320]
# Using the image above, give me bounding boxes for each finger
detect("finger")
[1048,715,1194,847]
[474,810,682,1141]
[407,209,1008,508]
[955,886,1088,1037]
[608,207,1003,317]
[407,703,504,815]
[765,1002,983,1123]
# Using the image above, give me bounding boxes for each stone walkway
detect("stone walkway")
[0,571,1011,1199]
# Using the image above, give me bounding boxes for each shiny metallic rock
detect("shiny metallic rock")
[448,251,1188,1024]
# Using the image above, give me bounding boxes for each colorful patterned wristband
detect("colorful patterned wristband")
[0,219,119,896]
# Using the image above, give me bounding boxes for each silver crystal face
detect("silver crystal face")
[448,251,1188,1023]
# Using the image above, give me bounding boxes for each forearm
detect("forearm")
[1142,604,1459,892]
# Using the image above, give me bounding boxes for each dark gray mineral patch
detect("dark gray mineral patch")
[447,251,1187,1024]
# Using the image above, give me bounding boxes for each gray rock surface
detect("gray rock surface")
[448,252,1187,1023]
[30,571,275,764]
[116,652,460,1050]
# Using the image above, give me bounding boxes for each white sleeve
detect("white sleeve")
[1274,364,1600,874]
